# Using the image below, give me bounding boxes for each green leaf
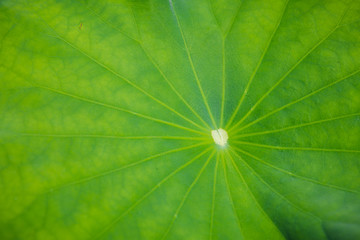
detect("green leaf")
[1,0,359,239]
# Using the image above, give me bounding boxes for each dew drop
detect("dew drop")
[211,128,228,147]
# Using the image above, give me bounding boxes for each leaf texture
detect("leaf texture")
[0,0,360,239]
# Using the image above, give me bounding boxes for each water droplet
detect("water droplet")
[211,128,228,146]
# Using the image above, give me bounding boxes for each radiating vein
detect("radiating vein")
[169,0,218,128]
[221,152,245,239]
[160,150,215,240]
[16,133,209,141]
[129,4,141,41]
[209,152,219,240]
[83,2,140,42]
[223,0,243,38]
[226,149,285,239]
[43,142,209,194]
[25,80,206,136]
[233,147,359,194]
[140,45,211,131]
[51,34,207,132]
[233,140,360,153]
[229,6,352,132]
[225,0,289,129]
[231,68,360,135]
[229,148,321,221]
[93,147,212,240]
[2,64,206,136]
[29,8,208,133]
[220,39,226,127]
[81,2,211,130]
[219,0,245,127]
[234,113,360,138]
[206,0,235,123]
[207,0,221,31]
[130,9,211,131]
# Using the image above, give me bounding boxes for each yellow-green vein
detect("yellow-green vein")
[233,140,360,153]
[230,68,360,135]
[82,2,211,131]
[93,147,213,240]
[229,148,322,221]
[229,5,352,132]
[30,7,208,133]
[221,151,245,239]
[160,150,216,240]
[225,0,289,129]
[42,142,209,194]
[169,0,218,129]
[233,147,359,194]
[226,149,285,239]
[209,152,219,240]
[233,112,360,139]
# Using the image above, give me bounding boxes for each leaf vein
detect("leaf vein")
[169,0,218,128]
[234,113,360,138]
[230,148,322,221]
[231,68,360,134]
[43,143,209,194]
[160,150,215,240]
[225,0,289,129]
[233,140,360,153]
[229,6,352,132]
[93,148,212,240]
[226,150,285,239]
[233,147,359,194]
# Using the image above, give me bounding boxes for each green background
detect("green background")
[0,0,360,239]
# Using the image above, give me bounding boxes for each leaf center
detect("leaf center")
[211,128,228,147]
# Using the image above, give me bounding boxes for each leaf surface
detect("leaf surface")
[0,0,360,239]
